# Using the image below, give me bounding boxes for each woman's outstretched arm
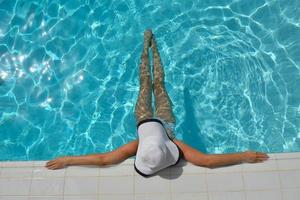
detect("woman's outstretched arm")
[173,139,269,168]
[46,139,138,170]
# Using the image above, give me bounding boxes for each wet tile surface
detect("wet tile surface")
[0,153,300,199]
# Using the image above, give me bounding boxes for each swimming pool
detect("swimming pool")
[0,0,299,161]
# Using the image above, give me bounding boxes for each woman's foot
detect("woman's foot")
[150,35,165,83]
[151,34,161,50]
[144,29,153,49]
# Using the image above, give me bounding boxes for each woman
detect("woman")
[46,30,269,172]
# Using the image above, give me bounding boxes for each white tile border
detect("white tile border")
[1,167,33,178]
[243,171,281,190]
[245,190,282,200]
[275,152,300,159]
[1,161,36,167]
[100,164,135,176]
[30,177,65,196]
[65,166,100,177]
[0,152,300,198]
[208,191,246,200]
[32,167,66,178]
[242,159,278,172]
[2,152,299,167]
[206,172,244,192]
[64,176,98,195]
[99,176,134,194]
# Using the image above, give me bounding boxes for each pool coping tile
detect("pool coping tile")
[1,161,35,167]
[0,152,299,198]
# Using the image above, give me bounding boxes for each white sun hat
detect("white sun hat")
[134,118,181,177]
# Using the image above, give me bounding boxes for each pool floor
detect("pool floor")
[0,152,300,199]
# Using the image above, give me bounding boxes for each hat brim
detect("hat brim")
[134,119,181,176]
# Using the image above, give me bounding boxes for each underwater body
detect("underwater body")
[0,0,300,160]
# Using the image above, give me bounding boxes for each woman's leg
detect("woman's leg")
[134,30,153,123]
[151,36,176,138]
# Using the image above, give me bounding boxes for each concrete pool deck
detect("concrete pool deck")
[0,152,300,200]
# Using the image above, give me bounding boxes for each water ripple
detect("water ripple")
[0,0,300,160]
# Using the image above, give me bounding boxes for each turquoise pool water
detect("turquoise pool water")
[0,0,300,161]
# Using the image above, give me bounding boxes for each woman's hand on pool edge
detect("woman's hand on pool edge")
[243,151,269,163]
[45,140,139,170]
[46,157,69,170]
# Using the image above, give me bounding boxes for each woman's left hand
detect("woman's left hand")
[45,157,69,170]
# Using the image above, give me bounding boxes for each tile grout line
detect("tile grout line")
[169,169,172,200]
[241,166,247,200]
[29,164,34,198]
[62,167,66,199]
[3,169,300,179]
[205,172,210,200]
[133,169,136,200]
[97,168,100,200]
[2,188,300,196]
[276,157,285,200]
[134,171,138,200]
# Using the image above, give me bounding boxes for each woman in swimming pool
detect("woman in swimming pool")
[46,30,269,174]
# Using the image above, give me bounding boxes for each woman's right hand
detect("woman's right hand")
[243,151,269,163]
